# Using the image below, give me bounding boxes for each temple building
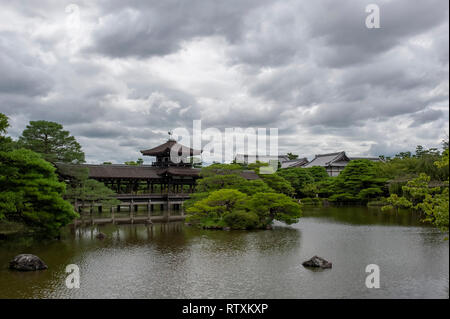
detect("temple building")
[303,151,383,177]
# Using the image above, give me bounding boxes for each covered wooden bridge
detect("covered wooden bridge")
[61,139,259,225]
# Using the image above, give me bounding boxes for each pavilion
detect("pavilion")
[58,139,259,196]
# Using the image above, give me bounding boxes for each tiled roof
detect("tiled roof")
[56,163,258,180]
[87,165,162,179]
[303,151,348,168]
[141,140,202,156]
[56,163,200,179]
[280,158,309,169]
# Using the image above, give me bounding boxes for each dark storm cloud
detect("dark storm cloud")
[74,123,128,139]
[304,0,449,67]
[0,32,53,96]
[409,109,444,127]
[87,0,270,58]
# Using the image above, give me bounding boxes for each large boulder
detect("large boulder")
[302,256,332,269]
[9,254,48,271]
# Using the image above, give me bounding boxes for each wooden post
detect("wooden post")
[147,200,152,221]
[166,201,171,222]
[111,206,115,224]
[130,199,134,224]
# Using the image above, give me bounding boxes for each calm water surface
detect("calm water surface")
[0,207,448,298]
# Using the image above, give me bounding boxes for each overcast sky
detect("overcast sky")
[0,0,448,163]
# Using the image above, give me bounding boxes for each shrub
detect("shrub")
[223,211,259,229]
[301,197,322,206]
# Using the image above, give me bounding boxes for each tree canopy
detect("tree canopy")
[382,149,449,232]
[0,113,15,152]
[0,149,78,237]
[0,113,8,135]
[19,120,85,163]
[185,164,302,229]
[326,160,387,203]
[277,167,315,198]
[248,192,302,226]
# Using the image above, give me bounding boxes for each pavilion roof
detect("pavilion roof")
[141,140,202,156]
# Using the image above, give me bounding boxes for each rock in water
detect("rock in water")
[302,256,332,269]
[96,232,106,239]
[9,254,48,271]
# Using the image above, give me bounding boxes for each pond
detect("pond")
[0,206,448,298]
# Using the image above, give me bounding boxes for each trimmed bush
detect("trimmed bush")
[223,211,259,230]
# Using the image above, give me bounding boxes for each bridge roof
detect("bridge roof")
[56,163,201,179]
[56,163,259,180]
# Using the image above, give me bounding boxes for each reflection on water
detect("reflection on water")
[302,206,427,226]
[0,207,448,299]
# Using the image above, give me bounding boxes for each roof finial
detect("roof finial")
[168,130,174,141]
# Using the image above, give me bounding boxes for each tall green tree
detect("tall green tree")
[186,189,249,228]
[196,173,274,196]
[0,149,78,237]
[248,193,302,226]
[260,174,295,196]
[327,160,387,203]
[0,113,15,152]
[377,145,448,181]
[186,164,302,229]
[305,166,329,182]
[0,113,8,135]
[382,150,449,232]
[277,167,314,198]
[19,120,85,163]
